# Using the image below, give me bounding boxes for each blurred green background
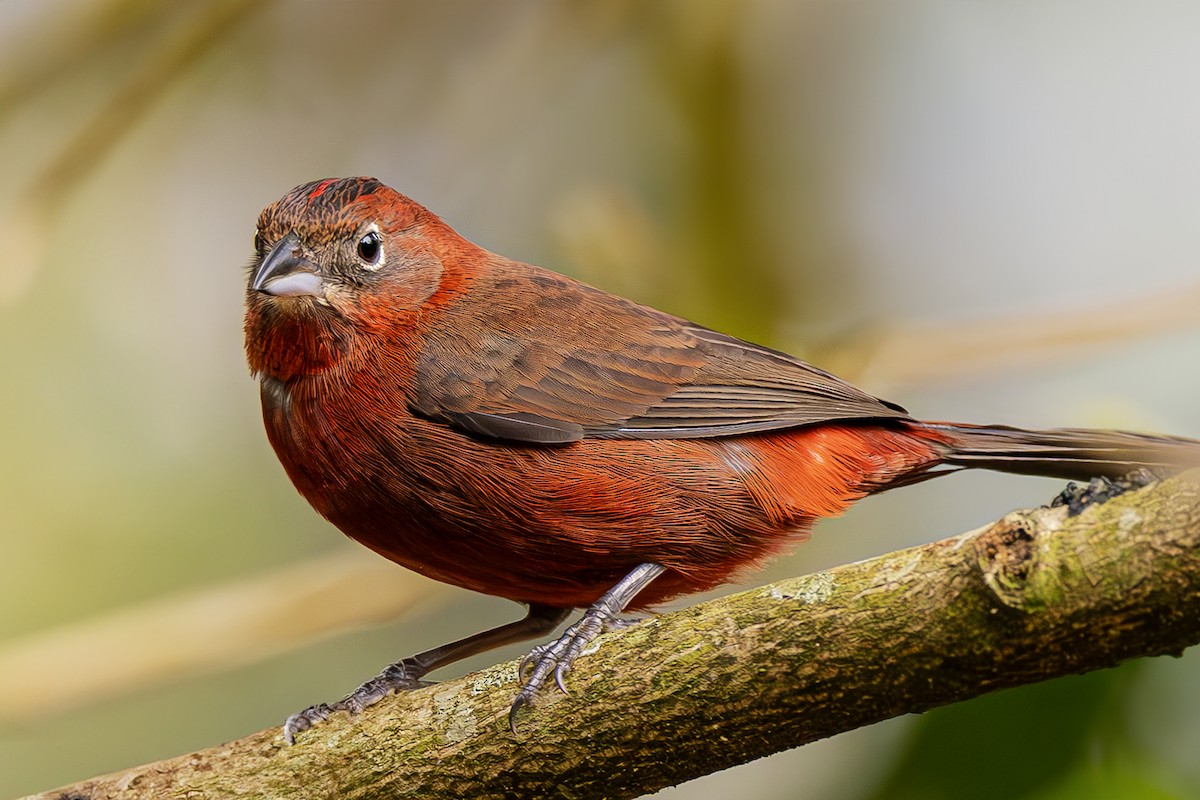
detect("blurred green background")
[2,1,1200,797]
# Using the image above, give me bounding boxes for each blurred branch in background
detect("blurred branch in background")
[0,551,453,723]
[812,280,1200,393]
[19,474,1200,800]
[0,0,173,112]
[0,0,264,305]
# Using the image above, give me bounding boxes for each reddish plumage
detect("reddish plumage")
[244,177,1199,739]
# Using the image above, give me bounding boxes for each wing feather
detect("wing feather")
[412,260,909,444]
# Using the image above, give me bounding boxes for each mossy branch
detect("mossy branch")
[24,473,1200,800]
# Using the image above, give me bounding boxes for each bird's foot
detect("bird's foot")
[507,563,665,732]
[508,609,637,732]
[1051,468,1160,516]
[283,660,430,744]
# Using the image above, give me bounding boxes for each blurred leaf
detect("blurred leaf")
[866,666,1139,800]
[1028,761,1185,800]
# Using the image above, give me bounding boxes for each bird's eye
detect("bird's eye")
[356,231,383,266]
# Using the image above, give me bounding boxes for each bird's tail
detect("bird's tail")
[914,421,1200,481]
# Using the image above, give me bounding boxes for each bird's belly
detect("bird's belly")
[265,397,801,607]
[326,438,787,607]
[265,390,937,609]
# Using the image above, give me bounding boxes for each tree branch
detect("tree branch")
[24,473,1200,800]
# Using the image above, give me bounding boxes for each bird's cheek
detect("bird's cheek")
[386,252,446,309]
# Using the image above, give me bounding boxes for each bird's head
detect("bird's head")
[244,177,472,380]
[247,177,460,315]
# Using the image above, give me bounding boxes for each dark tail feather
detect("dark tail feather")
[917,421,1200,481]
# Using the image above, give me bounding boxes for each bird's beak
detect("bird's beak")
[252,232,324,297]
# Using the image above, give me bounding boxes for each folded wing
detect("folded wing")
[412,262,909,444]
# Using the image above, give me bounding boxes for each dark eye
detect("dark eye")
[356,231,382,265]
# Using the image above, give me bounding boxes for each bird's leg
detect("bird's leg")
[509,563,666,732]
[284,602,569,744]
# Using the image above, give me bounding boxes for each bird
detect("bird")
[243,176,1199,743]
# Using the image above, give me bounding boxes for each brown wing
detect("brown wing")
[412,261,909,444]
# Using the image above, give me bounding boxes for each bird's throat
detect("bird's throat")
[244,300,351,381]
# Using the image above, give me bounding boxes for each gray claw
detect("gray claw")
[283,702,333,745]
[554,665,570,694]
